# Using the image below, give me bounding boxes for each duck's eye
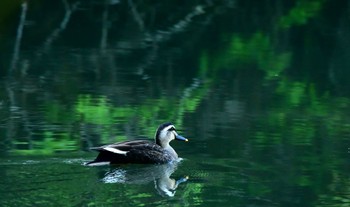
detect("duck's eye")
[168,127,176,131]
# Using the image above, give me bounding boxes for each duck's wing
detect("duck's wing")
[88,140,172,164]
[90,140,155,155]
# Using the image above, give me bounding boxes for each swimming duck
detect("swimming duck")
[86,123,188,166]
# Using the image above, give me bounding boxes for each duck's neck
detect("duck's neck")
[164,144,178,159]
[156,139,178,159]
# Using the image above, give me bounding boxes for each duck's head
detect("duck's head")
[155,123,188,147]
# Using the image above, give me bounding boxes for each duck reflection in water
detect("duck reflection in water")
[99,161,188,197]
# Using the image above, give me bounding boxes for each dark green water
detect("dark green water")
[1,0,350,206]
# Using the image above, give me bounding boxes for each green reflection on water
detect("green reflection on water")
[279,0,324,29]
[1,0,350,206]
[200,32,292,80]
[7,78,209,155]
[13,131,76,155]
[76,94,134,125]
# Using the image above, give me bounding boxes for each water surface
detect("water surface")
[1,0,350,206]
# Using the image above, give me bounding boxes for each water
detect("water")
[1,0,350,206]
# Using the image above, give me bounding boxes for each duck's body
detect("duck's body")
[87,123,188,166]
[88,140,177,164]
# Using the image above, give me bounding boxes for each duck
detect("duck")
[86,123,188,166]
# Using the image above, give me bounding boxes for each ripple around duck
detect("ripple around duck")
[0,154,92,166]
[0,159,40,166]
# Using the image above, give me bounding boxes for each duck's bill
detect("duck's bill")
[175,134,188,142]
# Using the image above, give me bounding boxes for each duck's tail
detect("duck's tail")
[85,160,110,166]
[85,151,113,166]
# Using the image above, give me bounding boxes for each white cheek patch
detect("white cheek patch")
[104,147,128,155]
[160,130,168,139]
[162,125,176,138]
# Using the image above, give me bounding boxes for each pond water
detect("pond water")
[1,0,350,206]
